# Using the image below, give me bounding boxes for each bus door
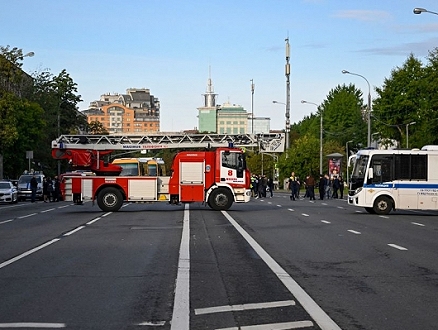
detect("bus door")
[367,155,395,205]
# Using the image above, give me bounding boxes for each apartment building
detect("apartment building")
[83,88,160,134]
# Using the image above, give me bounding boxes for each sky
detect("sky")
[2,0,438,132]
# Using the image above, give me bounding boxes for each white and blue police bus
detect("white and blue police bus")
[348,145,438,214]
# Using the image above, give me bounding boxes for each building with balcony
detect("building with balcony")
[83,88,160,134]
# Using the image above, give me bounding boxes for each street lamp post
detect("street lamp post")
[301,100,323,174]
[285,38,291,150]
[406,121,416,148]
[272,100,289,152]
[413,7,438,15]
[342,70,372,147]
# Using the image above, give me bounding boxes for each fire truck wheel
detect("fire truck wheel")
[372,195,392,215]
[97,187,123,212]
[208,188,233,211]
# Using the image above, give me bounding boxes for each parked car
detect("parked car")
[0,181,18,204]
[17,172,45,201]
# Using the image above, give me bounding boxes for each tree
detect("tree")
[373,54,427,148]
[320,84,367,147]
[88,120,109,135]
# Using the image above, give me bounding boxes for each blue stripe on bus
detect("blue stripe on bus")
[365,183,438,189]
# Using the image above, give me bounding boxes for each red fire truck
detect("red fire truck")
[51,134,267,212]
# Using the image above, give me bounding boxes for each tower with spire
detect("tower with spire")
[198,67,218,133]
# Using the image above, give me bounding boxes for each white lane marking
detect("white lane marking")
[0,323,65,328]
[137,321,166,326]
[0,239,60,269]
[63,226,85,236]
[355,210,363,213]
[379,215,389,219]
[276,205,282,207]
[86,217,101,225]
[302,213,309,217]
[348,230,361,235]
[321,220,331,224]
[267,202,272,205]
[41,208,56,213]
[216,320,314,330]
[221,211,341,330]
[321,203,327,206]
[101,212,112,217]
[58,205,70,209]
[411,222,425,227]
[195,300,296,315]
[337,206,343,209]
[0,219,13,225]
[388,244,408,251]
[287,208,294,212]
[18,213,37,219]
[170,203,190,330]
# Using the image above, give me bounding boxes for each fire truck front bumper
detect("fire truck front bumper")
[234,188,251,203]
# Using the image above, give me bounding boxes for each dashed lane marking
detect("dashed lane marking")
[321,220,331,224]
[388,244,408,251]
[411,222,425,227]
[347,230,361,235]
[0,323,66,328]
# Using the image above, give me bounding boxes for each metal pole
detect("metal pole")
[285,38,290,150]
[342,70,372,147]
[406,121,416,148]
[250,79,255,134]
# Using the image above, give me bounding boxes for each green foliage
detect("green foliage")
[88,120,109,135]
[0,93,45,178]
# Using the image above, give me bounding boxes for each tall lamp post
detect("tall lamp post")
[413,7,438,15]
[285,38,291,150]
[406,121,416,148]
[301,100,323,174]
[272,100,289,151]
[342,70,372,147]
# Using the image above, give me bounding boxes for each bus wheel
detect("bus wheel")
[208,188,233,211]
[97,187,123,212]
[365,207,375,214]
[373,196,392,215]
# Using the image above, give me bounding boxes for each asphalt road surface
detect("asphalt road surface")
[0,192,437,329]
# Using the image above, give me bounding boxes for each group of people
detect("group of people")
[42,176,61,203]
[288,172,345,201]
[251,174,275,198]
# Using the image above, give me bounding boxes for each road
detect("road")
[0,193,437,329]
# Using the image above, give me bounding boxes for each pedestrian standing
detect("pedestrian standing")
[54,176,61,202]
[318,174,325,200]
[305,174,316,200]
[43,177,49,203]
[289,172,299,201]
[267,177,274,198]
[30,175,38,203]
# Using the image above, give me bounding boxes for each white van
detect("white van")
[17,172,45,201]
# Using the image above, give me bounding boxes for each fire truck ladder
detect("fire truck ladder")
[52,133,285,153]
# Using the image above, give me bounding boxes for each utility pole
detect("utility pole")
[285,38,291,150]
[250,79,255,134]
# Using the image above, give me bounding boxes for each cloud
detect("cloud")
[354,37,438,57]
[334,10,391,22]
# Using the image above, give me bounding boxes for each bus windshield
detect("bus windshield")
[118,163,139,176]
[351,155,369,179]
